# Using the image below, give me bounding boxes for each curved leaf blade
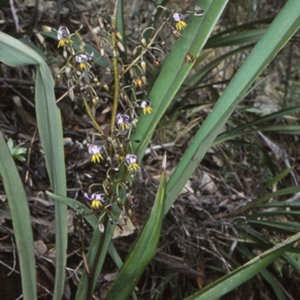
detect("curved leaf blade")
[0,32,67,300]
[165,0,300,215]
[105,157,167,300]
[185,232,300,300]
[0,132,37,300]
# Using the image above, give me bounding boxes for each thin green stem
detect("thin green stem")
[86,214,109,300]
[82,93,105,136]
[110,0,120,138]
[121,18,169,76]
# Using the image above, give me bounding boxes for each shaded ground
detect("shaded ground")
[1,0,300,299]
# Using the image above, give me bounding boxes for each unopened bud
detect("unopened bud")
[92,97,99,106]
[69,88,74,101]
[98,223,105,233]
[117,41,125,52]
[172,30,182,38]
[55,74,61,84]
[65,65,71,77]
[141,37,147,48]
[141,75,147,85]
[116,31,122,40]
[112,49,118,58]
[42,25,52,32]
[131,118,138,127]
[79,44,85,52]
[141,61,147,73]
[103,83,109,91]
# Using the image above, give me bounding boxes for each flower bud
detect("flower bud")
[55,74,61,84]
[65,65,71,77]
[103,83,109,91]
[92,97,99,106]
[140,61,147,73]
[116,31,122,40]
[141,75,147,85]
[69,88,74,101]
[42,25,52,32]
[112,49,118,58]
[141,37,147,48]
[117,41,125,52]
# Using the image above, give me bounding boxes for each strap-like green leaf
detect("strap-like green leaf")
[131,0,228,158]
[0,32,67,300]
[185,232,300,300]
[105,160,166,300]
[164,0,300,215]
[0,132,37,300]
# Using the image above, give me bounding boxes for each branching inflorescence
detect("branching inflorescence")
[47,4,204,229]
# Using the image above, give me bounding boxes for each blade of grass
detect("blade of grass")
[215,105,300,144]
[250,210,300,218]
[47,191,137,297]
[205,28,265,48]
[105,154,167,300]
[165,0,300,215]
[0,32,67,300]
[258,202,300,208]
[248,220,300,234]
[184,44,252,90]
[131,0,229,157]
[237,185,300,214]
[0,131,37,300]
[211,18,273,38]
[184,232,300,300]
[237,244,287,300]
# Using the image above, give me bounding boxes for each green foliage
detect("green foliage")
[0,132,36,300]
[6,138,27,162]
[0,0,300,299]
[0,31,67,300]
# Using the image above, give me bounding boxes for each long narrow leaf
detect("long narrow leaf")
[185,232,300,300]
[165,0,300,215]
[0,32,67,300]
[237,185,300,214]
[131,0,228,158]
[105,155,166,300]
[0,132,37,300]
[237,244,287,300]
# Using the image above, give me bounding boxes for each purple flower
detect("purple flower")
[84,192,105,209]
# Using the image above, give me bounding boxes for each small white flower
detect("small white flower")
[140,99,153,114]
[88,144,103,163]
[172,13,188,31]
[75,52,94,64]
[75,52,94,70]
[116,113,130,130]
[125,154,139,173]
[84,192,105,209]
[57,26,73,47]
[172,12,185,22]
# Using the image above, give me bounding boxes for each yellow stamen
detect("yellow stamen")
[175,21,187,31]
[143,106,153,115]
[128,163,140,173]
[91,153,103,163]
[91,200,102,209]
